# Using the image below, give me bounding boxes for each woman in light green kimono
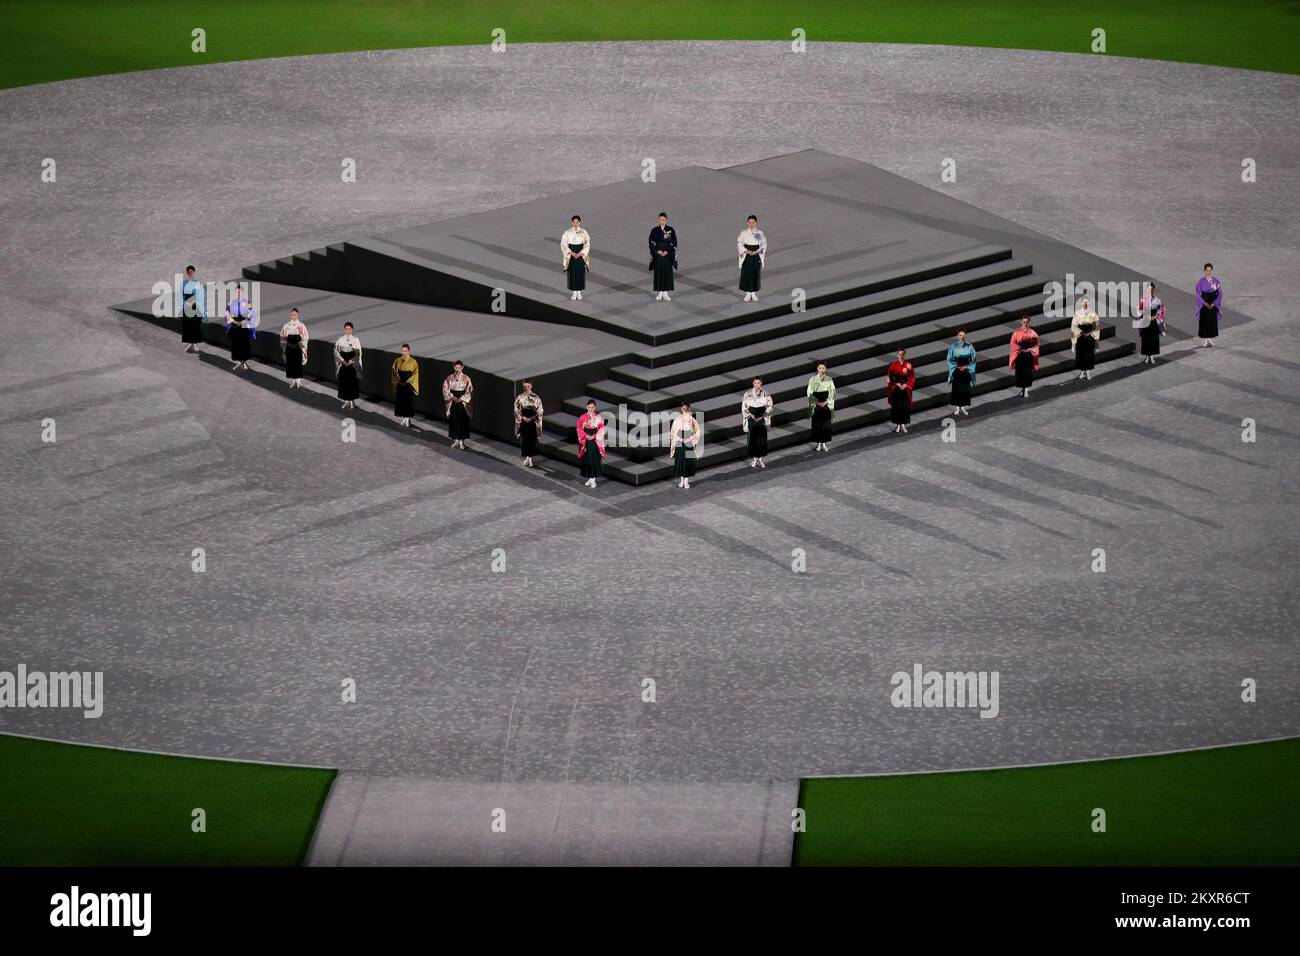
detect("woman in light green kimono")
[807,363,835,452]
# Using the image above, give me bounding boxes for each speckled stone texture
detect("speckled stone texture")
[0,42,1296,865]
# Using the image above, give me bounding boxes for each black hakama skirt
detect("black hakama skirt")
[229,324,252,362]
[1198,306,1219,339]
[566,255,587,291]
[181,314,203,344]
[394,383,415,418]
[1139,321,1161,356]
[810,405,833,443]
[950,369,972,407]
[746,419,768,458]
[889,389,911,425]
[672,446,696,479]
[739,253,762,292]
[519,423,539,458]
[653,255,675,292]
[1014,351,1035,388]
[285,338,304,380]
[580,444,603,479]
[337,364,360,401]
[1074,335,1096,371]
[448,403,470,440]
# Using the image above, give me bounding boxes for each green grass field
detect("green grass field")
[794,737,1300,866]
[0,735,335,866]
[2,0,1298,89]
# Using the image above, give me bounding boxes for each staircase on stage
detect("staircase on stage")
[115,149,1159,484]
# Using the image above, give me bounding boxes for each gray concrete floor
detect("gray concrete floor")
[1,42,1297,864]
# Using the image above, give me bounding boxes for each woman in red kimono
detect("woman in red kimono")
[886,349,915,434]
[1009,315,1040,398]
[576,399,606,489]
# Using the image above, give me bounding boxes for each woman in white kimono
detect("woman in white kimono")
[1070,297,1101,381]
[737,215,767,301]
[279,308,309,389]
[741,378,773,468]
[668,402,702,490]
[334,322,363,410]
[561,215,591,301]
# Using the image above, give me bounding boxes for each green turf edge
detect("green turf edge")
[1,0,1299,90]
[792,737,1300,867]
[0,733,337,867]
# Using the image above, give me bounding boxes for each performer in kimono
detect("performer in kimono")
[179,264,206,353]
[946,330,976,415]
[1195,263,1223,347]
[334,322,363,409]
[576,399,606,488]
[737,215,766,301]
[1009,315,1040,397]
[807,363,835,452]
[561,215,590,301]
[442,360,473,449]
[1137,282,1165,365]
[391,345,419,427]
[886,349,916,434]
[514,380,543,467]
[649,212,677,301]
[1070,297,1101,381]
[668,402,701,490]
[223,284,257,371]
[741,377,773,468]
[279,307,309,389]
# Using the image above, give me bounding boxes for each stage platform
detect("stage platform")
[116,149,1212,484]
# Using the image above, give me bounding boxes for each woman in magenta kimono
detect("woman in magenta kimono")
[1137,282,1165,365]
[1009,315,1040,398]
[576,400,606,489]
[1195,263,1224,347]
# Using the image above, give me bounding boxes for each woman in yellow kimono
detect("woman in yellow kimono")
[391,344,419,427]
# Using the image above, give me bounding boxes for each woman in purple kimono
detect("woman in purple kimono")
[1195,263,1224,347]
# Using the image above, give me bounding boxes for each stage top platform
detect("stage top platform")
[361,162,980,336]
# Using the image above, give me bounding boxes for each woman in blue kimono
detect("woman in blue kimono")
[946,330,977,416]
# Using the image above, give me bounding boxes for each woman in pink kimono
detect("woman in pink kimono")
[576,400,606,488]
[1009,315,1040,398]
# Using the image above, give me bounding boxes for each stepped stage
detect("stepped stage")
[114,149,1199,484]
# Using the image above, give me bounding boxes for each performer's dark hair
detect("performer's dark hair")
[659,211,668,218]
[522,378,531,385]
[1203,262,1213,270]
[401,343,410,350]
[586,398,596,406]
[290,307,299,314]
[957,328,967,335]
[343,321,353,330]
[453,359,464,367]
[571,215,581,222]
[681,401,691,410]
[747,214,758,222]
[1020,314,1031,323]
[186,264,195,273]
